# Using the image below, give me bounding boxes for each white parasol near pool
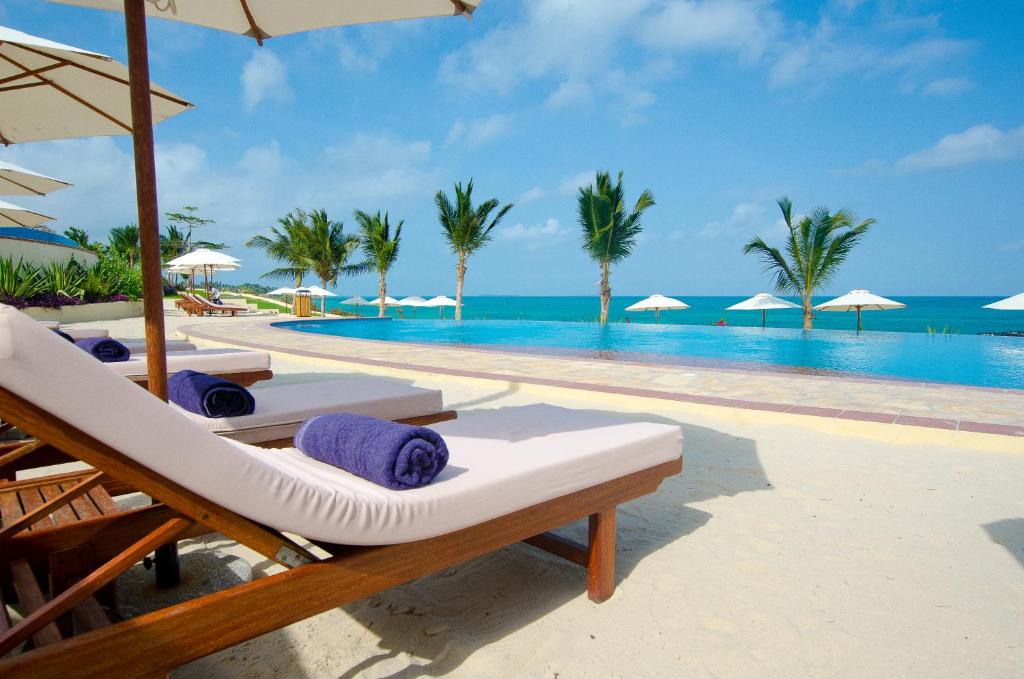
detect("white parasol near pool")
[625,294,689,324]
[815,289,906,331]
[726,292,800,328]
[368,296,401,306]
[268,287,297,296]
[0,160,70,196]
[984,292,1024,311]
[424,295,457,319]
[0,199,53,227]
[297,285,336,315]
[397,296,428,318]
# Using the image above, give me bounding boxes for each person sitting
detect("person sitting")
[210,288,223,305]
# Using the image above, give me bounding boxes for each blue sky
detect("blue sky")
[2,0,1022,297]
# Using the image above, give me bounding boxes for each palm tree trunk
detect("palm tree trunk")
[378,272,387,318]
[455,252,466,321]
[802,297,813,330]
[599,259,611,325]
[320,277,329,316]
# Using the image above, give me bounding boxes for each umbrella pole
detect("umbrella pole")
[655,309,660,324]
[857,306,862,332]
[762,309,766,328]
[125,0,179,588]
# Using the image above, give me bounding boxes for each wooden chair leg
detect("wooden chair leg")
[587,508,616,603]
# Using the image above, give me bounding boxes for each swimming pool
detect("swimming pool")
[274,319,1024,390]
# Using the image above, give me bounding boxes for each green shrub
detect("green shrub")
[0,256,45,299]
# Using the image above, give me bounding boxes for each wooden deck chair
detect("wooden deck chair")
[0,306,682,677]
[191,293,248,317]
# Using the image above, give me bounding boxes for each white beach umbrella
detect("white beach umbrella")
[625,294,689,324]
[726,292,800,328]
[166,249,240,294]
[0,25,192,143]
[0,199,54,227]
[340,296,368,306]
[984,293,1024,311]
[815,289,906,331]
[397,295,428,318]
[424,295,458,319]
[296,285,336,315]
[0,160,70,196]
[51,1,480,43]
[368,296,401,306]
[267,287,297,296]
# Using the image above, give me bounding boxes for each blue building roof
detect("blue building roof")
[0,227,84,249]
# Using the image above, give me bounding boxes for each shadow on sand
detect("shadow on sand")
[177,403,769,678]
[983,518,1024,568]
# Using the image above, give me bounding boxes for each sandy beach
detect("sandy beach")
[38,309,1021,678]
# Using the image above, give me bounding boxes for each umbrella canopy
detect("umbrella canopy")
[165,248,240,269]
[726,292,800,328]
[424,295,457,318]
[52,1,481,44]
[0,24,193,143]
[297,285,336,297]
[984,293,1024,311]
[0,160,70,196]
[267,287,297,295]
[368,296,401,306]
[625,294,689,324]
[397,296,428,306]
[340,296,368,305]
[815,289,906,331]
[0,199,53,227]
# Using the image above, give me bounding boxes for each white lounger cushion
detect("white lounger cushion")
[0,306,681,545]
[107,348,270,378]
[178,377,444,443]
[119,339,197,355]
[63,327,110,340]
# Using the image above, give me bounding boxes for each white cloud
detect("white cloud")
[307,23,410,73]
[637,0,781,62]
[498,218,566,249]
[895,124,1024,171]
[922,76,972,96]
[698,202,767,238]
[518,186,545,204]
[999,240,1024,253]
[241,48,291,112]
[444,114,513,148]
[559,170,596,195]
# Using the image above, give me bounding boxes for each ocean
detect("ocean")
[325,295,1023,336]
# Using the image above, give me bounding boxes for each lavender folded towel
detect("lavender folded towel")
[168,369,255,418]
[295,413,449,490]
[53,329,75,343]
[75,337,130,362]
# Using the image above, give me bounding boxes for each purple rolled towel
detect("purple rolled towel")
[295,413,449,490]
[75,336,130,362]
[52,329,75,343]
[168,369,255,418]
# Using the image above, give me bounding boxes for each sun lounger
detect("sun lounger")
[110,348,273,387]
[181,376,453,445]
[115,338,197,355]
[0,304,682,675]
[184,291,248,316]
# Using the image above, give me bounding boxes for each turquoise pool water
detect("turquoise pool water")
[275,319,1024,390]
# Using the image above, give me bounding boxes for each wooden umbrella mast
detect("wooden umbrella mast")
[123,0,178,585]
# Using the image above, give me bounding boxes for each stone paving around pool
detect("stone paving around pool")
[179,317,1024,438]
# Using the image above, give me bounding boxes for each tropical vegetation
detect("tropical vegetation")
[354,210,402,318]
[0,254,141,310]
[435,179,513,320]
[577,170,655,325]
[742,197,875,329]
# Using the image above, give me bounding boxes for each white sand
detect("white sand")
[54,312,1024,677]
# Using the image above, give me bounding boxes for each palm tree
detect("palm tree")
[108,224,141,266]
[354,210,402,318]
[435,179,513,320]
[303,209,365,315]
[246,209,313,288]
[63,227,91,248]
[743,197,875,329]
[577,170,655,325]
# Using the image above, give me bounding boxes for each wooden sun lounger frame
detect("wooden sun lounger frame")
[0,386,680,677]
[179,292,248,317]
[124,367,274,389]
